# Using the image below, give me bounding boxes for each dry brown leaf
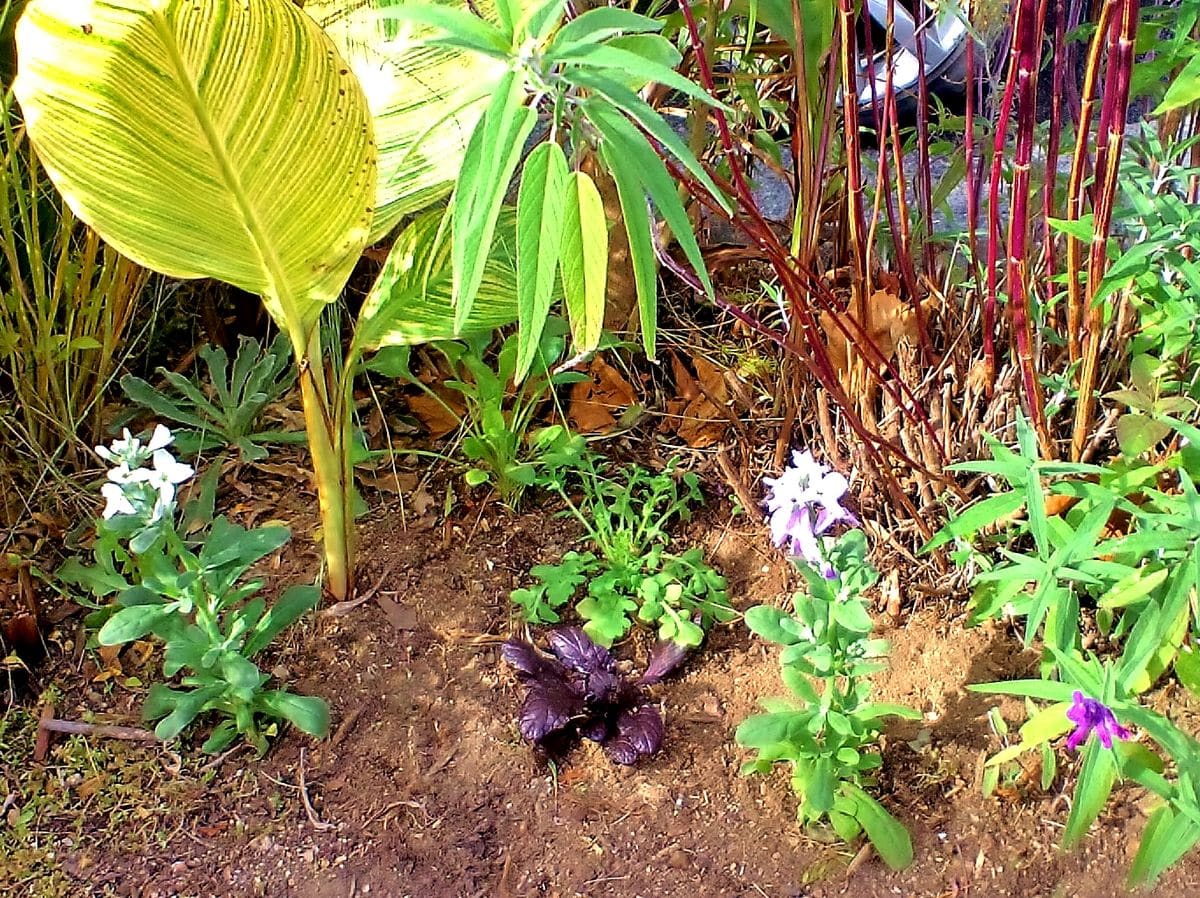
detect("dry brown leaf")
[667,354,730,448]
[569,357,638,434]
[76,774,106,800]
[670,353,701,402]
[410,487,436,516]
[821,289,919,387]
[92,644,123,683]
[1043,494,1078,517]
[407,392,463,440]
[359,470,419,495]
[965,359,992,395]
[376,593,418,632]
[252,461,311,482]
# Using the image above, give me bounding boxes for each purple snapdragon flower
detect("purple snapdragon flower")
[763,450,858,578]
[1066,691,1131,751]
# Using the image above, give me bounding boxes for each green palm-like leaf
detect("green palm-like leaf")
[13,0,376,346]
[354,208,518,351]
[308,0,506,242]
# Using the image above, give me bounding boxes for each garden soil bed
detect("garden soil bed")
[8,491,1200,898]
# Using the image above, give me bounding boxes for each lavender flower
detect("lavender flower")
[1066,691,1131,751]
[763,450,858,578]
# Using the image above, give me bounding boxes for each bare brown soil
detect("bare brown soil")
[7,492,1200,898]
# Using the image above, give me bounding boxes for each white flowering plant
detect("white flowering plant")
[62,424,327,755]
[763,450,859,578]
[737,455,916,869]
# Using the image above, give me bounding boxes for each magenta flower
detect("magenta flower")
[1066,691,1131,751]
[763,450,858,578]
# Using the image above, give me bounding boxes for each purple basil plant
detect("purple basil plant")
[763,449,858,578]
[501,627,686,765]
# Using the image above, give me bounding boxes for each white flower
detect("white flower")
[147,424,173,452]
[144,449,194,516]
[96,427,139,464]
[763,449,858,577]
[100,482,137,519]
[106,463,137,484]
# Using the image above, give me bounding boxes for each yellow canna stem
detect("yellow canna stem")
[296,328,356,602]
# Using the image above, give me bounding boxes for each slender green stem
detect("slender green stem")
[549,481,601,546]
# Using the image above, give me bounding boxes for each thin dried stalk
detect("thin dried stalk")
[1064,0,1117,362]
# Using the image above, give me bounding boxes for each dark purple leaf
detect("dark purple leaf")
[519,676,585,742]
[501,638,564,679]
[579,719,609,743]
[603,705,664,765]
[639,641,689,685]
[582,668,623,703]
[547,627,614,675]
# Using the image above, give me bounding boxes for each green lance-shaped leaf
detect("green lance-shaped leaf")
[307,0,507,242]
[1128,805,1200,888]
[598,135,657,356]
[547,42,726,110]
[1063,737,1118,849]
[560,170,607,353]
[354,208,519,351]
[1156,53,1200,115]
[453,70,537,332]
[545,6,663,57]
[588,107,712,295]
[562,66,729,214]
[842,783,913,870]
[13,0,376,350]
[589,103,714,355]
[515,140,568,381]
[372,2,512,58]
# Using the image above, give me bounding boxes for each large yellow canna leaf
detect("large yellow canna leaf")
[13,0,376,346]
[308,0,505,243]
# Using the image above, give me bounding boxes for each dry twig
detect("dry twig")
[298,747,336,831]
[322,560,400,618]
[35,706,159,760]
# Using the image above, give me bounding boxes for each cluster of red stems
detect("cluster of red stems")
[656,0,1146,497]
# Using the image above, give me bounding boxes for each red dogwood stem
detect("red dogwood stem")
[1005,0,1052,454]
[1070,0,1138,460]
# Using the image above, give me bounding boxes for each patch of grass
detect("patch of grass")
[0,688,210,896]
